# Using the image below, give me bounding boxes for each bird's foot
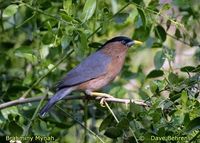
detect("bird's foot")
[85,90,114,107]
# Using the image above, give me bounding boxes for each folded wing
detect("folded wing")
[57,51,111,89]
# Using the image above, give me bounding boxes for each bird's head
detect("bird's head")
[104,36,143,48]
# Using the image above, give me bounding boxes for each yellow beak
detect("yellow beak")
[134,40,143,45]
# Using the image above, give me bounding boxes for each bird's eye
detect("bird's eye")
[121,40,126,45]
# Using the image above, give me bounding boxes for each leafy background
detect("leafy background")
[0,0,200,143]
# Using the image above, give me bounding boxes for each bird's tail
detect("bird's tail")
[39,87,74,117]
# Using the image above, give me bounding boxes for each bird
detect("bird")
[39,36,143,117]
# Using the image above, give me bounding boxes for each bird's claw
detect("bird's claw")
[95,95,114,107]
[99,98,106,107]
[85,90,114,107]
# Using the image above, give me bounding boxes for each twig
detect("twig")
[167,33,191,47]
[0,95,149,110]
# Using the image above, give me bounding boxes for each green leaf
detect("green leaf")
[61,35,70,49]
[15,46,33,53]
[3,4,18,18]
[40,46,49,59]
[154,50,165,69]
[149,81,159,93]
[117,117,129,129]
[14,46,37,63]
[133,26,151,41]
[185,117,200,133]
[63,0,72,14]
[9,121,23,136]
[175,28,182,39]
[114,13,129,24]
[155,25,166,42]
[152,42,162,48]
[32,119,50,136]
[42,32,54,45]
[99,114,115,132]
[180,66,196,72]
[137,8,146,27]
[60,11,74,22]
[132,0,142,5]
[88,42,102,49]
[80,32,88,50]
[147,69,164,78]
[168,72,179,84]
[1,106,19,119]
[194,65,200,72]
[181,90,188,106]
[15,52,37,64]
[130,103,144,117]
[104,127,123,138]
[162,3,171,11]
[82,0,96,22]
[166,20,171,30]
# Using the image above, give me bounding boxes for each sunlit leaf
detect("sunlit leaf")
[82,0,96,22]
[15,52,37,63]
[3,4,18,18]
[181,90,188,106]
[63,0,72,14]
[1,107,19,119]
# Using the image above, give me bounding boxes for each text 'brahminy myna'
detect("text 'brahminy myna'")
[39,36,142,117]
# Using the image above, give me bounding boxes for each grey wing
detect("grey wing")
[57,51,111,89]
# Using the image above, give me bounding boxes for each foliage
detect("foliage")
[0,0,200,143]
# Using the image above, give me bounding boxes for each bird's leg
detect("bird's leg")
[85,90,114,107]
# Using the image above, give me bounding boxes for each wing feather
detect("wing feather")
[57,51,111,89]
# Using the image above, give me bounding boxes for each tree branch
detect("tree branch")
[0,95,150,110]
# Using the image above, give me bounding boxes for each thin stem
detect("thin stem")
[22,94,46,137]
[104,101,119,123]
[56,105,105,143]
[16,12,36,29]
[167,32,191,47]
